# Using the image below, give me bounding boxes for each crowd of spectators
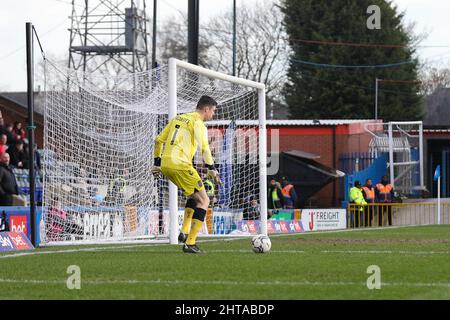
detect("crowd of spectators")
[268,176,298,211]
[0,112,42,207]
[0,116,32,169]
[239,176,299,221]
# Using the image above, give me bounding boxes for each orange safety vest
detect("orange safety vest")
[282,184,293,198]
[362,186,375,203]
[376,184,393,202]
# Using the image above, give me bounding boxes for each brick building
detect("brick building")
[1,91,383,208]
[267,120,382,208]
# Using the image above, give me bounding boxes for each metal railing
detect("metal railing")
[347,202,450,228]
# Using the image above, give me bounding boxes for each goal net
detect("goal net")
[41,58,267,245]
[367,121,424,197]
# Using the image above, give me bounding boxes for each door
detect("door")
[443,148,450,197]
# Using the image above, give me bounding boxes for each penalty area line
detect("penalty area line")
[0,237,248,259]
[0,278,448,288]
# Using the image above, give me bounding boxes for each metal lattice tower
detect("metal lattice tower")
[68,0,149,74]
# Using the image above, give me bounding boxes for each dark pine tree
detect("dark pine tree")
[281,0,424,121]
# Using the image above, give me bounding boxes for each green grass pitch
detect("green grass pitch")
[0,225,449,299]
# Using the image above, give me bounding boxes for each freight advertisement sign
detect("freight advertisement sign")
[301,209,346,232]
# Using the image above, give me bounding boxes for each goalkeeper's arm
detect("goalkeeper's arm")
[198,123,222,185]
[154,122,171,159]
[152,122,171,178]
[202,146,221,185]
[206,163,222,185]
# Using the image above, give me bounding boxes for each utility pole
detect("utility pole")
[232,0,236,76]
[152,0,157,68]
[375,78,381,120]
[188,0,199,65]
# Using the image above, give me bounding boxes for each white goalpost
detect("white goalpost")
[167,58,268,244]
[41,58,267,246]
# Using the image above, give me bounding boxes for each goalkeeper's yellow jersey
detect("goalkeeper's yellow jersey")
[154,111,214,170]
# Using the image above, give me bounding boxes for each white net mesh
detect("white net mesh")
[368,122,423,196]
[42,60,263,244]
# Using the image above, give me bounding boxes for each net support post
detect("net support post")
[437,176,441,225]
[168,58,179,245]
[26,22,37,247]
[419,122,424,190]
[258,88,268,236]
[388,122,395,188]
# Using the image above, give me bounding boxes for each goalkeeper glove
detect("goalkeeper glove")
[207,164,222,185]
[151,157,162,179]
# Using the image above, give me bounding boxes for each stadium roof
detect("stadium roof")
[266,119,377,126]
[208,119,378,127]
[0,91,45,115]
[0,92,378,127]
[424,88,450,126]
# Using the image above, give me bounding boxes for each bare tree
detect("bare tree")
[204,1,289,100]
[157,13,214,67]
[420,65,450,95]
[156,1,289,102]
[40,1,289,100]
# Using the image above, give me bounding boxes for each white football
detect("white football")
[251,234,271,253]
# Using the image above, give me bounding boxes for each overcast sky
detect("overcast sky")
[0,0,449,91]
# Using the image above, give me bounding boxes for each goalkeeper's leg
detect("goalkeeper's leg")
[179,198,196,243]
[184,189,210,251]
[160,166,209,252]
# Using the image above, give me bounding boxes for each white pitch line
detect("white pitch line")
[2,246,447,259]
[0,278,448,288]
[89,247,448,255]
[0,244,166,259]
[0,237,249,260]
[320,250,449,255]
[0,239,245,259]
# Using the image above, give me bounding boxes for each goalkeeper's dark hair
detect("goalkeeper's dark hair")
[196,95,218,110]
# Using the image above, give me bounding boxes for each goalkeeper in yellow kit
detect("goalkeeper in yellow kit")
[152,95,221,253]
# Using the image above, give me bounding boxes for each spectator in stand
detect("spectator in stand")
[34,144,42,170]
[0,134,8,156]
[7,140,27,169]
[0,152,19,206]
[0,210,10,231]
[88,186,104,206]
[4,124,17,146]
[243,196,260,220]
[12,121,27,145]
[104,176,127,206]
[47,197,67,242]
[0,117,7,136]
[22,143,40,170]
[281,177,298,209]
[268,179,284,212]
